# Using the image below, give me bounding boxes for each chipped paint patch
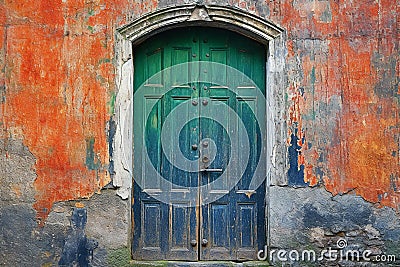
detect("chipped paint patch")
[85,137,101,171]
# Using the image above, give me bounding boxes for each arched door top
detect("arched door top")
[117,4,284,46]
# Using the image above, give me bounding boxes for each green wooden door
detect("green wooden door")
[132,27,266,261]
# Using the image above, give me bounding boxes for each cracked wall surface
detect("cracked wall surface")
[270,186,400,266]
[0,0,399,266]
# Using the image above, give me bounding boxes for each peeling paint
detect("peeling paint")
[0,0,398,227]
[0,0,398,265]
[288,130,307,186]
[85,137,101,171]
[0,0,132,222]
[266,0,399,209]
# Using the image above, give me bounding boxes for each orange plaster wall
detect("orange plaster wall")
[267,0,399,209]
[0,0,158,223]
[0,0,398,224]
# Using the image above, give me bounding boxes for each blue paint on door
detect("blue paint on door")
[132,27,267,261]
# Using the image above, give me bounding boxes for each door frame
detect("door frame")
[113,3,285,260]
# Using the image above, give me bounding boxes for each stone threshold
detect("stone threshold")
[129,261,270,267]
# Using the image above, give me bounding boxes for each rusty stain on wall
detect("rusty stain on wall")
[0,0,399,225]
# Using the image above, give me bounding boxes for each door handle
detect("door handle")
[200,168,223,172]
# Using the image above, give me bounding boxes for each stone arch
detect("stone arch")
[117,4,284,45]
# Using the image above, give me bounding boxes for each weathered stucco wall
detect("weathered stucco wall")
[272,0,400,209]
[0,0,399,266]
[0,0,137,223]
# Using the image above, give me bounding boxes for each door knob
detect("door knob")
[190,240,197,247]
[201,239,208,246]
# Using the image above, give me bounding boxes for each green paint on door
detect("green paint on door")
[132,27,267,261]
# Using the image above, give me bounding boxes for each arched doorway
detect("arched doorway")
[115,4,284,262]
[132,26,266,261]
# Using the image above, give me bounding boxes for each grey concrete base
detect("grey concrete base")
[129,261,270,267]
